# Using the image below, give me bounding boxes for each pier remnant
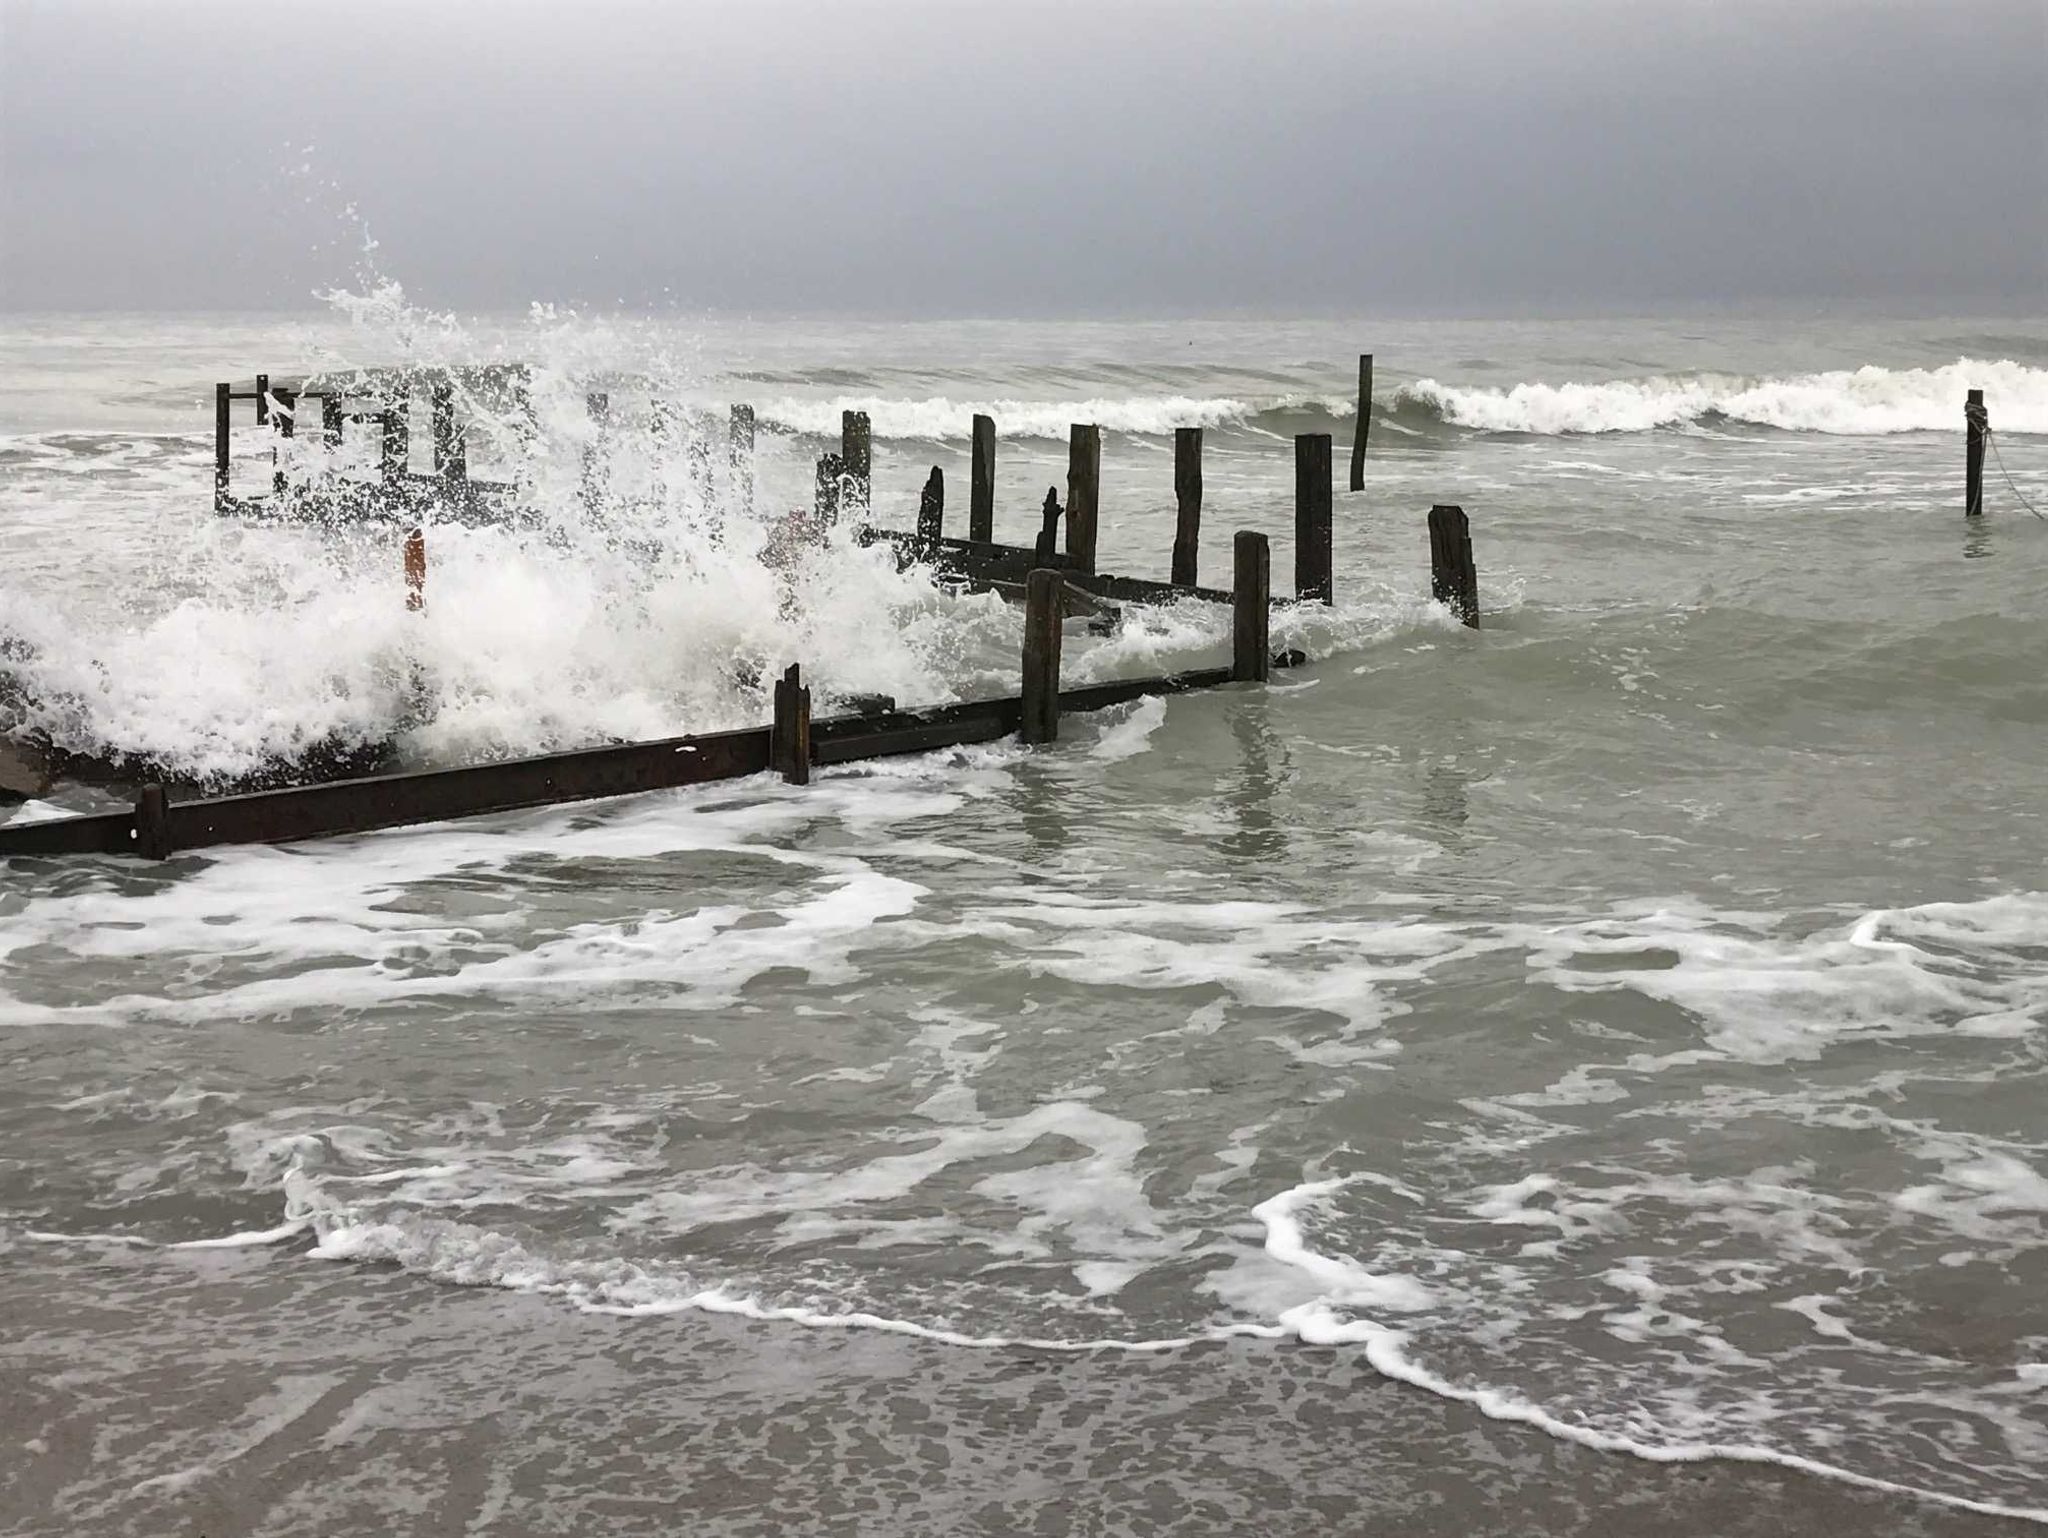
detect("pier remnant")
[214,383,231,508]
[917,467,945,550]
[1428,504,1480,627]
[1173,427,1203,587]
[321,394,344,447]
[272,387,297,499]
[135,784,171,861]
[255,373,270,426]
[772,664,812,785]
[1350,353,1373,492]
[842,410,872,519]
[971,414,996,542]
[381,403,408,484]
[1295,432,1333,603]
[1966,389,1987,518]
[1066,424,1101,572]
[432,379,464,483]
[816,453,845,524]
[1232,531,1271,683]
[1021,569,1065,745]
[1035,487,1063,564]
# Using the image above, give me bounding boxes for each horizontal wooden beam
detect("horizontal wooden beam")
[857,527,1232,606]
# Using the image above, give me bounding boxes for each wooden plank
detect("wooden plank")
[856,527,1231,606]
[1294,432,1333,603]
[812,709,1015,765]
[1966,388,1987,518]
[1172,427,1203,587]
[1349,353,1373,492]
[1427,503,1480,627]
[1232,530,1271,682]
[1066,424,1101,572]
[970,413,996,542]
[0,808,137,858]
[1020,569,1065,745]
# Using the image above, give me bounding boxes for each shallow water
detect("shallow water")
[2,305,2045,1530]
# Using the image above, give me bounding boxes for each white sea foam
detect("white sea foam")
[756,394,1266,442]
[1401,358,2048,435]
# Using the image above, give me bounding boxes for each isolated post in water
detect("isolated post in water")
[255,373,270,426]
[918,467,945,550]
[816,453,845,525]
[1966,389,1987,518]
[1295,432,1333,603]
[1232,530,1271,683]
[404,526,426,612]
[1349,353,1373,492]
[970,413,996,542]
[772,663,812,786]
[1428,504,1480,627]
[1172,427,1204,587]
[214,383,231,509]
[272,387,296,500]
[841,409,871,519]
[134,784,171,862]
[730,404,756,517]
[1020,569,1065,746]
[1066,424,1101,572]
[432,378,465,484]
[1035,487,1063,564]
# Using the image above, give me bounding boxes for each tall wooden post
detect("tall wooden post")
[321,393,344,446]
[1020,569,1065,746]
[841,410,871,519]
[917,467,945,550]
[1966,389,1987,518]
[1428,504,1479,627]
[272,387,296,499]
[1295,432,1333,603]
[815,453,844,524]
[1349,353,1373,492]
[1035,487,1063,564]
[134,784,171,862]
[404,526,426,612]
[771,663,811,785]
[730,404,756,517]
[432,378,464,483]
[214,383,231,510]
[1232,531,1271,683]
[970,413,996,543]
[1066,424,1101,572]
[255,373,270,426]
[1172,427,1203,587]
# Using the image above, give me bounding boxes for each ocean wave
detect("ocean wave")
[755,394,1291,441]
[1398,358,2048,436]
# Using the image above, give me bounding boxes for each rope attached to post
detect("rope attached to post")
[1982,427,2046,521]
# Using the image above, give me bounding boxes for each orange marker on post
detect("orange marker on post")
[404,525,426,611]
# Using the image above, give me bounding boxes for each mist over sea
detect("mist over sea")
[3,301,2045,1535]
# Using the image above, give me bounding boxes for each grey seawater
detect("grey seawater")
[1,309,2045,1535]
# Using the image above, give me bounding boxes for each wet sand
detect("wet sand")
[2,1245,2032,1537]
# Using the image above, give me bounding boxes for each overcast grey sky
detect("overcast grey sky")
[2,0,2043,315]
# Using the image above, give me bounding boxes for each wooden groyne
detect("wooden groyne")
[0,354,1506,861]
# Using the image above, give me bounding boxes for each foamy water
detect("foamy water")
[4,305,2046,1529]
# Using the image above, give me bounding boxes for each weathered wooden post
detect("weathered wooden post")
[815,453,844,524]
[1035,487,1063,564]
[730,404,756,517]
[1066,424,1101,572]
[1427,504,1479,627]
[214,382,231,510]
[404,526,426,612]
[918,467,945,550]
[134,784,171,862]
[1232,531,1271,683]
[970,413,996,542]
[842,410,871,519]
[1172,427,1203,586]
[771,663,811,785]
[1349,353,1373,492]
[432,377,465,484]
[255,373,270,426]
[1966,389,1987,518]
[381,401,408,485]
[1294,433,1334,603]
[272,387,296,499]
[1020,569,1065,746]
[321,393,344,447]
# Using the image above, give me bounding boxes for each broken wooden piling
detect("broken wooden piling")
[1173,427,1203,587]
[1066,424,1101,573]
[771,664,812,785]
[842,410,871,519]
[1020,569,1065,745]
[1295,433,1333,604]
[1427,504,1479,627]
[214,383,231,509]
[1035,487,1063,565]
[255,373,270,426]
[1966,389,1987,519]
[918,467,945,550]
[134,784,171,861]
[1350,353,1373,492]
[970,414,996,542]
[272,387,296,499]
[1232,531,1271,683]
[816,453,845,524]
